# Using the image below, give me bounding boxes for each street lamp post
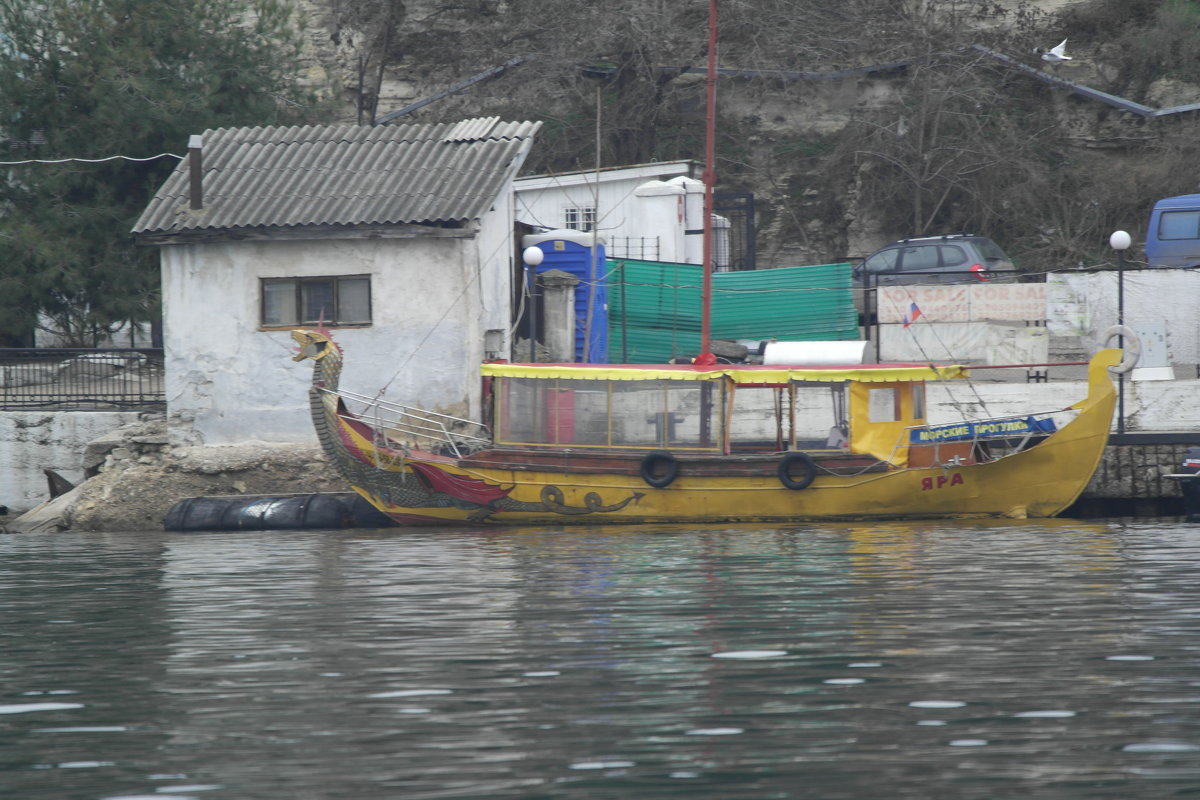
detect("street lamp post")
[1109,230,1131,436]
[523,245,545,363]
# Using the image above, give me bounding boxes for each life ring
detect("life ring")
[1101,325,1142,374]
[640,451,679,488]
[777,452,817,490]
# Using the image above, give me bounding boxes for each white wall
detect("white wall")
[1047,270,1200,367]
[161,232,502,447]
[878,323,1049,364]
[0,411,136,513]
[473,187,517,358]
[872,272,1200,368]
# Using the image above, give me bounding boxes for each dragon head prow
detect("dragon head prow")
[290,327,342,362]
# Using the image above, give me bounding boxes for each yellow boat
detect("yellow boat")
[291,328,1128,525]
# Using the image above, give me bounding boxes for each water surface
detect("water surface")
[2,520,1199,799]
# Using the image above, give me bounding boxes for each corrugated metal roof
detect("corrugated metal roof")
[132,118,541,237]
[608,259,858,363]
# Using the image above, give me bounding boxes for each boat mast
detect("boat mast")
[699,0,718,364]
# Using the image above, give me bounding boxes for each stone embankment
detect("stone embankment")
[2,417,349,533]
[1078,439,1191,517]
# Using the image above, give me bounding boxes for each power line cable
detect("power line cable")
[0,153,183,166]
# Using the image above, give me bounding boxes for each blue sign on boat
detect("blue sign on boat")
[911,416,1057,444]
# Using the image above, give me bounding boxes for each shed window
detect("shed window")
[564,206,595,232]
[261,276,372,327]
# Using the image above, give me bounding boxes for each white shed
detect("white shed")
[133,118,541,447]
[514,161,703,262]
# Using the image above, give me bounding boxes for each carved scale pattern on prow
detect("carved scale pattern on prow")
[311,336,343,393]
[289,328,457,512]
[290,328,369,487]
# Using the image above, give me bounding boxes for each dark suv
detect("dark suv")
[854,234,1016,321]
[858,234,1015,284]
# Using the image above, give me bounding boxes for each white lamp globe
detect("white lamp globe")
[523,246,545,266]
[1109,230,1131,251]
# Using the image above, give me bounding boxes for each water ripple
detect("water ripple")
[2,523,1200,798]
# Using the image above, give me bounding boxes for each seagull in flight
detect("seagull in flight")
[1042,39,1071,63]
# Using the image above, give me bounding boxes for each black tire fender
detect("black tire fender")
[640,451,679,488]
[778,452,817,490]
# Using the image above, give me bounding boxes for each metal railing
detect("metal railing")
[328,387,491,458]
[0,348,165,411]
[608,236,661,261]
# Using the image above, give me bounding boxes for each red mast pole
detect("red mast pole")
[697,0,718,365]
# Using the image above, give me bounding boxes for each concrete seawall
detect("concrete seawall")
[1075,436,1197,517]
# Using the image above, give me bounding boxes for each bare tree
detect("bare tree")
[327,0,406,123]
[320,0,1200,270]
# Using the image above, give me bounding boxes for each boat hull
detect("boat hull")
[354,456,1097,526]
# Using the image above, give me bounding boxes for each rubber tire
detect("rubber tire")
[640,451,679,488]
[777,452,817,490]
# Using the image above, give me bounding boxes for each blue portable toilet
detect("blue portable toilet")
[522,230,608,362]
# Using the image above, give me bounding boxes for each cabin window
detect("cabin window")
[494,377,724,451]
[563,206,596,233]
[866,387,900,422]
[261,276,372,327]
[911,384,925,420]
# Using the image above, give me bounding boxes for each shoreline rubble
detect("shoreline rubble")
[2,417,349,533]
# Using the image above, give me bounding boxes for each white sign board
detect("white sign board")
[878,283,1046,323]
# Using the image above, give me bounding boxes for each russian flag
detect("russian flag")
[902,302,923,327]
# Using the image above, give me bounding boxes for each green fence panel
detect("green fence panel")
[608,259,857,363]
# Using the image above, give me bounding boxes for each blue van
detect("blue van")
[1146,194,1200,268]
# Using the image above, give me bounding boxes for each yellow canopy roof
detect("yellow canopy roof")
[481,362,970,384]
